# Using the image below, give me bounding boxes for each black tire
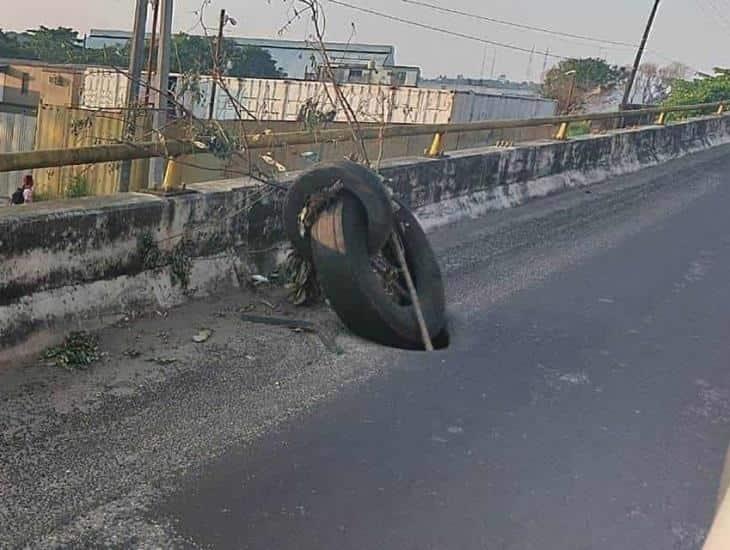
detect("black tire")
[283,160,394,261]
[310,193,446,350]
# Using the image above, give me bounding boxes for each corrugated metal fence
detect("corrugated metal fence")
[20,105,555,198]
[33,104,151,198]
[0,112,36,200]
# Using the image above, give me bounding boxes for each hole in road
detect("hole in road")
[431,326,450,350]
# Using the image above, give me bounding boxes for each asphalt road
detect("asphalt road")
[3,144,730,548]
[159,146,730,550]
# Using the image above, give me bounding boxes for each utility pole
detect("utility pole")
[119,0,148,192]
[208,9,226,120]
[144,0,160,105]
[621,0,661,108]
[490,49,497,79]
[149,0,173,186]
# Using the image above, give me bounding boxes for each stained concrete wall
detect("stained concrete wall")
[2,114,730,355]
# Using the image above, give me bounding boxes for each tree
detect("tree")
[169,33,284,78]
[229,45,285,78]
[630,62,694,105]
[0,29,31,58]
[665,69,730,108]
[0,28,284,80]
[659,62,692,82]
[634,63,662,104]
[543,58,623,113]
[25,26,82,63]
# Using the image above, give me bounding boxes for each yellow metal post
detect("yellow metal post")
[424,132,445,157]
[554,122,569,140]
[655,112,667,125]
[161,158,182,192]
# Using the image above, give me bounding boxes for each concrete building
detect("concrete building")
[0,58,86,113]
[85,30,395,80]
[421,77,543,98]
[319,62,420,87]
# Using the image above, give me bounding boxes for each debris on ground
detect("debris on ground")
[240,314,341,354]
[251,275,270,286]
[283,249,320,306]
[192,329,213,343]
[42,331,100,369]
[259,300,278,311]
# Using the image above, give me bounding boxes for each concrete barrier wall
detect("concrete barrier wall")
[2,115,730,354]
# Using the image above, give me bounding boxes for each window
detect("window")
[20,73,30,95]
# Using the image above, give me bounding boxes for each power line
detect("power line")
[400,0,639,50]
[327,0,566,59]
[399,0,701,73]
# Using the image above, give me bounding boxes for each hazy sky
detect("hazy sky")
[3,0,729,79]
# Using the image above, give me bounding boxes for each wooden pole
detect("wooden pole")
[391,232,434,351]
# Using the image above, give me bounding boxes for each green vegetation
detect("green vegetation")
[0,27,128,65]
[544,58,623,97]
[43,331,100,369]
[171,34,285,78]
[0,26,285,78]
[63,175,90,198]
[568,121,592,137]
[665,69,730,107]
[169,240,193,290]
[136,231,192,289]
[136,231,164,270]
[543,58,624,112]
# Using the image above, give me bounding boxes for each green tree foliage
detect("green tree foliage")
[0,29,30,58]
[170,33,285,78]
[665,69,730,107]
[229,45,285,78]
[1,27,285,79]
[25,26,83,63]
[544,58,623,95]
[543,58,624,112]
[171,33,215,74]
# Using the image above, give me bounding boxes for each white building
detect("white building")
[322,62,420,87]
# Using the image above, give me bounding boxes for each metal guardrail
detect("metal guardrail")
[0,101,726,175]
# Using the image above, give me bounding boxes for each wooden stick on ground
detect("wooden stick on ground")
[390,232,434,352]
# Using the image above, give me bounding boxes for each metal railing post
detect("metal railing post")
[554,122,569,140]
[161,158,182,192]
[424,132,445,157]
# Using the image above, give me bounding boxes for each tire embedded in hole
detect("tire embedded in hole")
[283,160,394,261]
[310,193,446,350]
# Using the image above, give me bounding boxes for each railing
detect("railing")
[0,101,725,177]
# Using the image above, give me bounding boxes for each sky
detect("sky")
[3,0,730,80]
